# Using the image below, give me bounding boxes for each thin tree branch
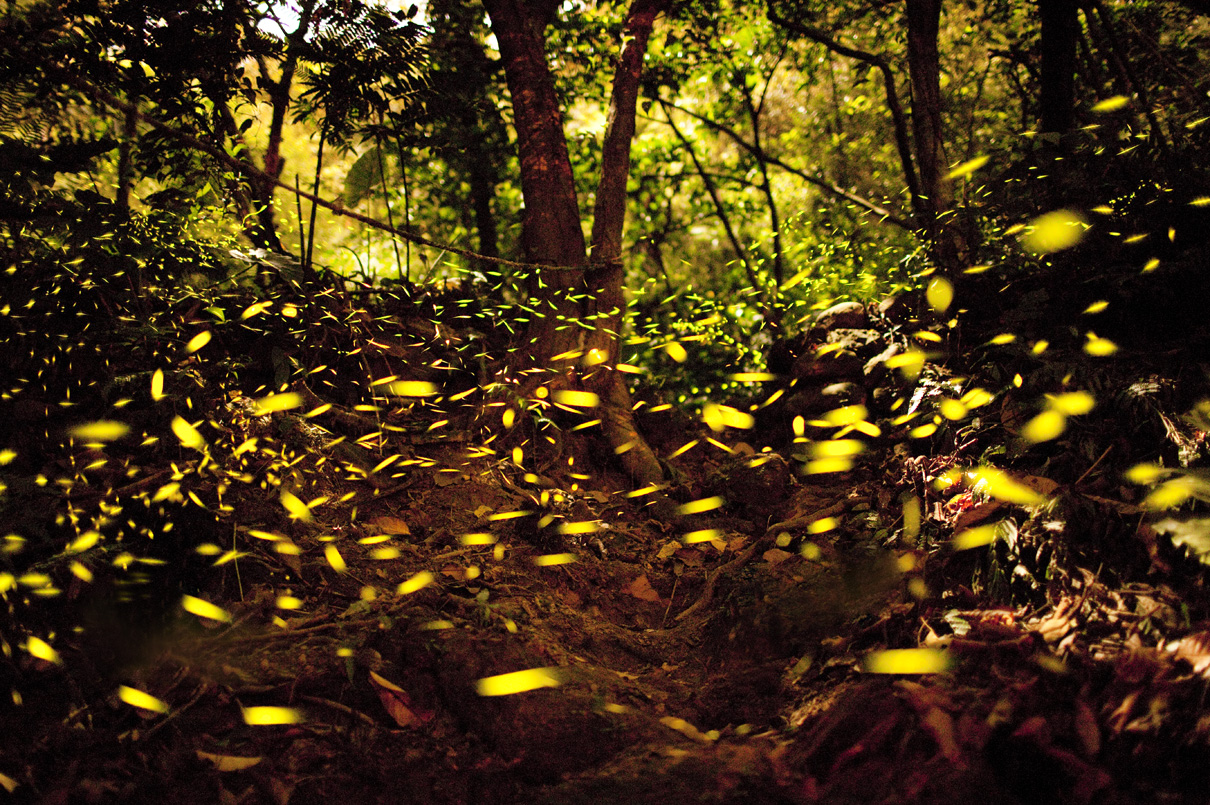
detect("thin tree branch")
[658,98,912,229]
[1086,0,1170,151]
[737,63,786,285]
[767,8,921,222]
[38,55,569,273]
[656,99,760,290]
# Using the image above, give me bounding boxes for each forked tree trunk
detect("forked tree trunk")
[483,0,666,485]
[483,0,587,371]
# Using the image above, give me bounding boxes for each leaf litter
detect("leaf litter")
[2,272,1210,804]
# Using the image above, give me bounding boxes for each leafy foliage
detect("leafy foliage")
[292,1,429,142]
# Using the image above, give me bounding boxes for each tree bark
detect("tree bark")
[468,155,499,265]
[115,107,136,210]
[905,0,964,271]
[484,0,666,485]
[483,0,587,383]
[583,0,666,485]
[250,0,319,254]
[1038,0,1079,137]
[483,1,585,270]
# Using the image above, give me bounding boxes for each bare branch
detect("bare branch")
[658,99,912,229]
[767,8,921,221]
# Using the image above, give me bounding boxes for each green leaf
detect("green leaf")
[343,145,388,207]
[1154,518,1210,565]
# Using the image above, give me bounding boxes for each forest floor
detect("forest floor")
[3,269,1210,804]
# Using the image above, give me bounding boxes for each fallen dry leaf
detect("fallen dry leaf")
[625,574,662,603]
[673,547,704,567]
[920,705,962,762]
[1168,630,1210,676]
[369,670,420,728]
[1073,697,1102,756]
[1015,474,1061,497]
[953,500,1007,531]
[762,548,794,565]
[369,516,411,536]
[1031,597,1080,644]
[656,541,679,560]
[962,609,1021,641]
[196,751,262,772]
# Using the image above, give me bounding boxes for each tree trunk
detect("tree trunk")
[483,0,587,379]
[468,155,499,267]
[115,107,136,210]
[484,0,665,485]
[584,0,666,485]
[1039,0,1079,137]
[246,0,320,254]
[905,0,963,271]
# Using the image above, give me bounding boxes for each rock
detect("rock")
[702,453,793,516]
[765,337,801,376]
[826,328,885,358]
[864,343,903,384]
[781,386,829,419]
[781,381,864,419]
[820,381,864,408]
[876,292,923,326]
[812,301,869,331]
[790,348,863,382]
[870,385,897,413]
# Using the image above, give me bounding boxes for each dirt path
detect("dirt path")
[3,289,1210,804]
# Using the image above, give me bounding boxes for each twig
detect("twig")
[655,98,912,228]
[765,499,852,534]
[299,695,380,728]
[1073,444,1113,488]
[660,574,679,629]
[224,617,384,643]
[62,468,173,503]
[139,685,208,743]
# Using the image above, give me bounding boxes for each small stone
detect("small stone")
[826,328,884,357]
